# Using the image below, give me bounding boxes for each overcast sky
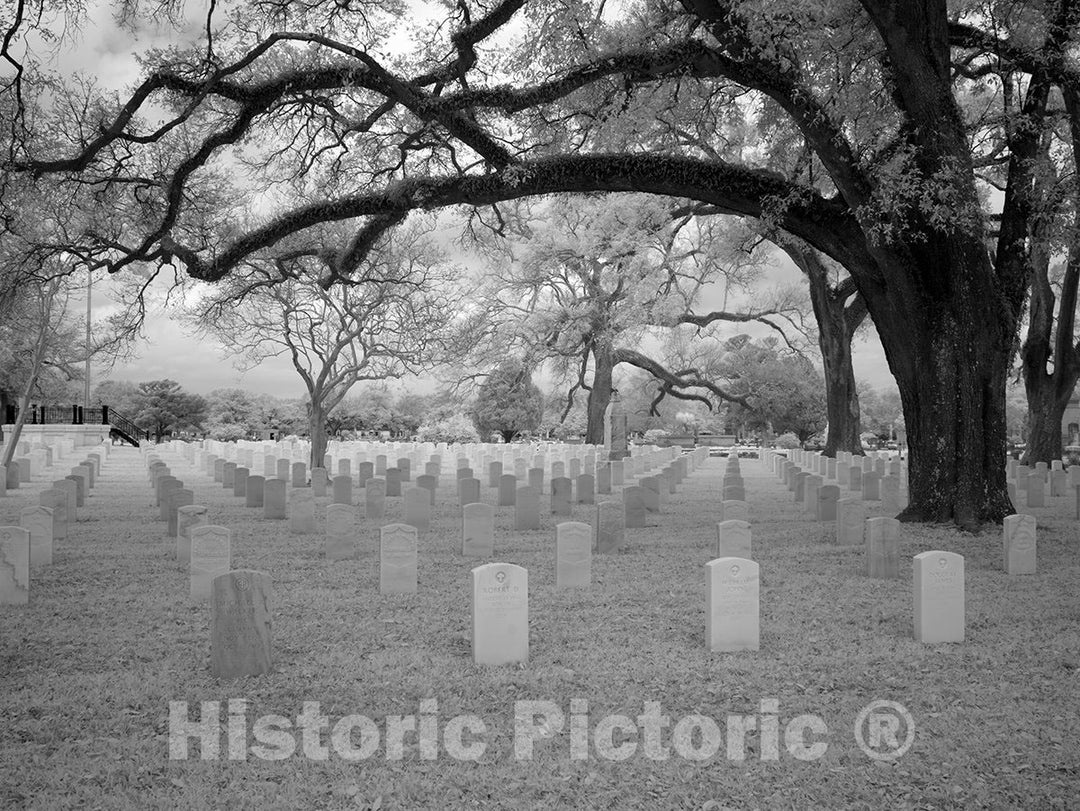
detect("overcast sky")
[41,5,897,400]
[92,256,897,399]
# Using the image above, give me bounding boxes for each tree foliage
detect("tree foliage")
[716,335,827,443]
[92,379,142,416]
[0,280,82,398]
[11,0,1080,524]
[133,379,207,441]
[189,221,460,465]
[473,360,544,442]
[0,276,83,462]
[461,194,801,442]
[202,388,262,441]
[860,383,904,440]
[417,413,480,444]
[329,388,430,437]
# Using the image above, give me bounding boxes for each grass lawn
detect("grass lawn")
[1,444,1078,809]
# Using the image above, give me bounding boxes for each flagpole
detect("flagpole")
[84,268,91,409]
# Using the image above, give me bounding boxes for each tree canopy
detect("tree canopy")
[473,359,545,442]
[461,193,798,441]
[133,379,207,440]
[696,334,827,443]
[188,221,460,464]
[8,0,1080,525]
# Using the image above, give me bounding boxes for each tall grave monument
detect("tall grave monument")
[603,393,630,462]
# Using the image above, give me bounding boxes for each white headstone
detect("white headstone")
[706,557,759,652]
[715,519,751,559]
[866,517,900,579]
[556,522,592,589]
[380,523,418,594]
[325,503,357,561]
[20,506,53,566]
[190,525,231,602]
[472,563,528,665]
[1002,514,1037,575]
[913,551,964,643]
[720,499,749,524]
[0,526,30,604]
[462,502,495,557]
[289,488,316,534]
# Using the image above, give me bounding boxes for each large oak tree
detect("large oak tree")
[9,0,1074,526]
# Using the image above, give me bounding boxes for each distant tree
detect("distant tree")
[621,372,665,436]
[1019,253,1080,464]
[330,388,430,437]
[392,392,431,437]
[0,277,83,465]
[324,402,362,439]
[254,395,307,438]
[768,366,829,444]
[204,388,262,441]
[717,335,827,444]
[191,222,458,467]
[538,391,588,441]
[775,433,802,450]
[462,195,800,445]
[92,380,142,417]
[1005,382,1029,446]
[673,410,705,437]
[133,379,207,441]
[338,388,396,435]
[473,361,544,442]
[773,236,868,456]
[860,383,904,440]
[417,413,480,444]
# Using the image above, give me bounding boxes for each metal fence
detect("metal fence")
[3,403,149,443]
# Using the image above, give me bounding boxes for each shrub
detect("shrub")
[774,432,800,449]
[205,421,247,442]
[416,414,480,444]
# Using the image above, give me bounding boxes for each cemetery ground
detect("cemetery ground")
[1,447,1078,809]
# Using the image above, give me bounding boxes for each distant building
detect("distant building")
[1065,392,1080,446]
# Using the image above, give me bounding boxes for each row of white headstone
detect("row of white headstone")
[176,436,690,490]
[1005,457,1080,512]
[0,442,111,604]
[707,453,967,646]
[0,435,86,492]
[147,441,723,676]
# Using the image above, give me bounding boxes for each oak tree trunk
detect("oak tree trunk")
[782,238,867,457]
[864,252,1015,529]
[812,287,866,458]
[840,0,1026,527]
[1019,237,1080,466]
[822,361,863,457]
[584,340,614,445]
[1022,383,1074,465]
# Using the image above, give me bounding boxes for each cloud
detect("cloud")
[100,313,306,397]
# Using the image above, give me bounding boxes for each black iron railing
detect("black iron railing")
[106,408,148,444]
[3,403,149,444]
